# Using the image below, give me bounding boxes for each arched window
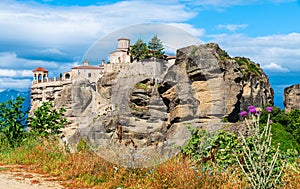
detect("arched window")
[38,74,42,81]
[65,73,71,80]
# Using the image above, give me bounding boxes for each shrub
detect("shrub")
[286,109,300,144]
[182,125,241,170]
[0,96,28,147]
[260,106,300,152]
[271,122,300,152]
[28,101,67,138]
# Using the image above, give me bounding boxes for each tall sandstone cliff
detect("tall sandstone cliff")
[31,43,273,167]
[284,84,300,112]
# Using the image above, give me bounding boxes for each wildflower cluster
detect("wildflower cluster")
[237,105,284,189]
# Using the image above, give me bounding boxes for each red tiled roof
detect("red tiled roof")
[71,65,103,70]
[166,55,176,59]
[32,67,48,72]
[118,38,130,41]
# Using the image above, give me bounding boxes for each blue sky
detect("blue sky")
[0,0,300,108]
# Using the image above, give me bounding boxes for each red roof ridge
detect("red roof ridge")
[33,67,48,72]
[71,65,103,70]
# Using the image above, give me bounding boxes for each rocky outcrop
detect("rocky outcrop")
[30,80,72,116]
[30,43,274,167]
[284,84,300,112]
[235,57,274,113]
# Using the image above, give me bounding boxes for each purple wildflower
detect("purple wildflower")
[269,120,273,124]
[249,108,256,114]
[266,106,273,113]
[240,111,247,117]
[247,105,255,110]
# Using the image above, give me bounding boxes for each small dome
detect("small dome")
[33,67,48,73]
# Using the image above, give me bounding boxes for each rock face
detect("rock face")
[284,84,300,112]
[30,43,274,167]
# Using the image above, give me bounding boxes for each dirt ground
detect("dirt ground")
[0,165,64,189]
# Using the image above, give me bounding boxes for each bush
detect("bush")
[0,96,28,147]
[182,126,241,170]
[271,122,300,152]
[28,101,67,138]
[286,109,300,144]
[259,105,300,152]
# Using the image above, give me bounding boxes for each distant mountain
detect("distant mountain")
[0,89,31,111]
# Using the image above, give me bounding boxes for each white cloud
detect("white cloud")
[39,48,66,55]
[217,24,248,32]
[262,63,290,72]
[180,0,296,8]
[0,77,32,90]
[182,0,258,7]
[208,32,300,72]
[0,69,32,77]
[168,23,205,37]
[0,0,196,48]
[0,52,79,79]
[0,52,59,69]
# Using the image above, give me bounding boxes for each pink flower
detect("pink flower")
[247,105,255,111]
[240,111,247,117]
[249,108,256,114]
[266,106,273,113]
[269,120,273,124]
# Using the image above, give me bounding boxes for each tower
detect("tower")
[117,38,130,51]
[109,38,131,64]
[32,67,49,83]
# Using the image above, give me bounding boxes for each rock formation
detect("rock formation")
[30,43,274,167]
[284,84,300,112]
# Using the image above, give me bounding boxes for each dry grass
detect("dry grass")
[0,139,298,188]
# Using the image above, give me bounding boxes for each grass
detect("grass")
[0,138,299,188]
[234,56,262,76]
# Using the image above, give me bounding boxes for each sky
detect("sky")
[0,0,300,108]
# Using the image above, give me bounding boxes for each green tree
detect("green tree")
[130,38,149,61]
[29,102,67,138]
[286,109,300,143]
[148,35,165,59]
[0,96,28,147]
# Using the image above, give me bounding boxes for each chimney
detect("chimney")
[84,60,89,66]
[101,59,105,64]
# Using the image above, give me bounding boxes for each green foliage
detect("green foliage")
[235,57,248,66]
[130,38,149,61]
[0,96,28,147]
[148,35,165,59]
[219,49,229,60]
[286,109,300,144]
[135,82,149,91]
[182,125,241,170]
[260,106,300,152]
[181,127,212,162]
[29,101,67,138]
[130,36,165,61]
[77,138,89,152]
[271,122,300,152]
[246,63,261,75]
[235,57,262,76]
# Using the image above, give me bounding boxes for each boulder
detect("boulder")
[284,84,300,112]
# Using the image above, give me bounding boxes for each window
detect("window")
[88,73,92,77]
[65,73,71,80]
